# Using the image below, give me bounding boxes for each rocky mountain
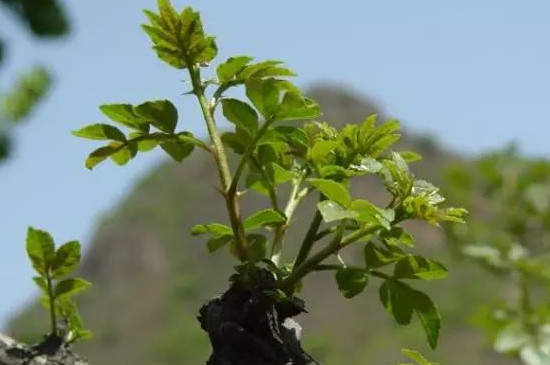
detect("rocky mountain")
[8,85,516,365]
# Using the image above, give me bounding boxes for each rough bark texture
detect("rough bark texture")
[198,270,319,365]
[0,333,88,365]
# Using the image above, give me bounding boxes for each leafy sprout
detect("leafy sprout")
[26,227,92,343]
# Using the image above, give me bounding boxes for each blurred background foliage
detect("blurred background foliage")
[0,0,69,162]
[443,148,550,365]
[8,86,525,365]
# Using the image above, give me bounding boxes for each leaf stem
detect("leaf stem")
[46,275,58,337]
[186,64,248,261]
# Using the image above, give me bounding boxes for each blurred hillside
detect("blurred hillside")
[8,85,518,365]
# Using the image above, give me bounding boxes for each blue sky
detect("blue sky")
[1,0,549,328]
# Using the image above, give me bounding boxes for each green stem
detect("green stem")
[519,272,534,334]
[270,178,309,265]
[280,224,380,292]
[228,119,273,196]
[250,156,279,211]
[46,275,58,337]
[293,210,323,269]
[187,64,248,262]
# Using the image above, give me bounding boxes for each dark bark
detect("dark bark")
[198,270,319,365]
[0,333,88,365]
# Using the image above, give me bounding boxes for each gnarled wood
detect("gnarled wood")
[0,333,88,365]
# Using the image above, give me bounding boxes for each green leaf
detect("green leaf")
[245,234,268,262]
[221,98,259,136]
[160,138,194,162]
[269,163,297,185]
[33,277,48,293]
[109,141,138,166]
[99,104,148,132]
[26,227,56,276]
[410,288,440,349]
[51,241,81,279]
[399,151,422,163]
[134,100,178,133]
[245,78,280,118]
[364,242,404,269]
[54,278,91,298]
[379,280,413,325]
[400,349,437,365]
[244,209,286,230]
[350,200,393,230]
[142,3,217,69]
[310,140,338,165]
[319,165,362,179]
[207,235,233,253]
[381,227,414,247]
[354,157,384,174]
[85,144,121,169]
[130,133,160,152]
[217,56,253,83]
[239,60,296,80]
[335,268,368,299]
[72,124,126,142]
[274,92,321,121]
[308,179,351,207]
[380,280,441,349]
[394,255,448,281]
[317,200,359,223]
[221,131,247,154]
[191,223,232,236]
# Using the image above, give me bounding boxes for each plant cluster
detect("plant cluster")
[73,0,467,353]
[444,147,550,365]
[26,227,91,344]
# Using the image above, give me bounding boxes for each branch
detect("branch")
[186,63,248,262]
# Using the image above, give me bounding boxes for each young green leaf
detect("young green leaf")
[351,200,393,230]
[394,255,448,281]
[142,2,217,69]
[191,223,233,236]
[85,144,122,169]
[160,138,194,162]
[217,56,253,83]
[400,349,439,365]
[51,241,81,279]
[335,268,369,299]
[245,78,280,118]
[99,104,149,132]
[364,242,404,269]
[207,235,233,253]
[308,178,351,207]
[110,141,138,166]
[274,92,321,121]
[134,100,178,133]
[26,227,56,276]
[244,209,286,230]
[221,98,259,136]
[381,227,414,247]
[72,124,126,142]
[399,151,422,163]
[317,200,359,223]
[54,278,91,299]
[33,276,48,293]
